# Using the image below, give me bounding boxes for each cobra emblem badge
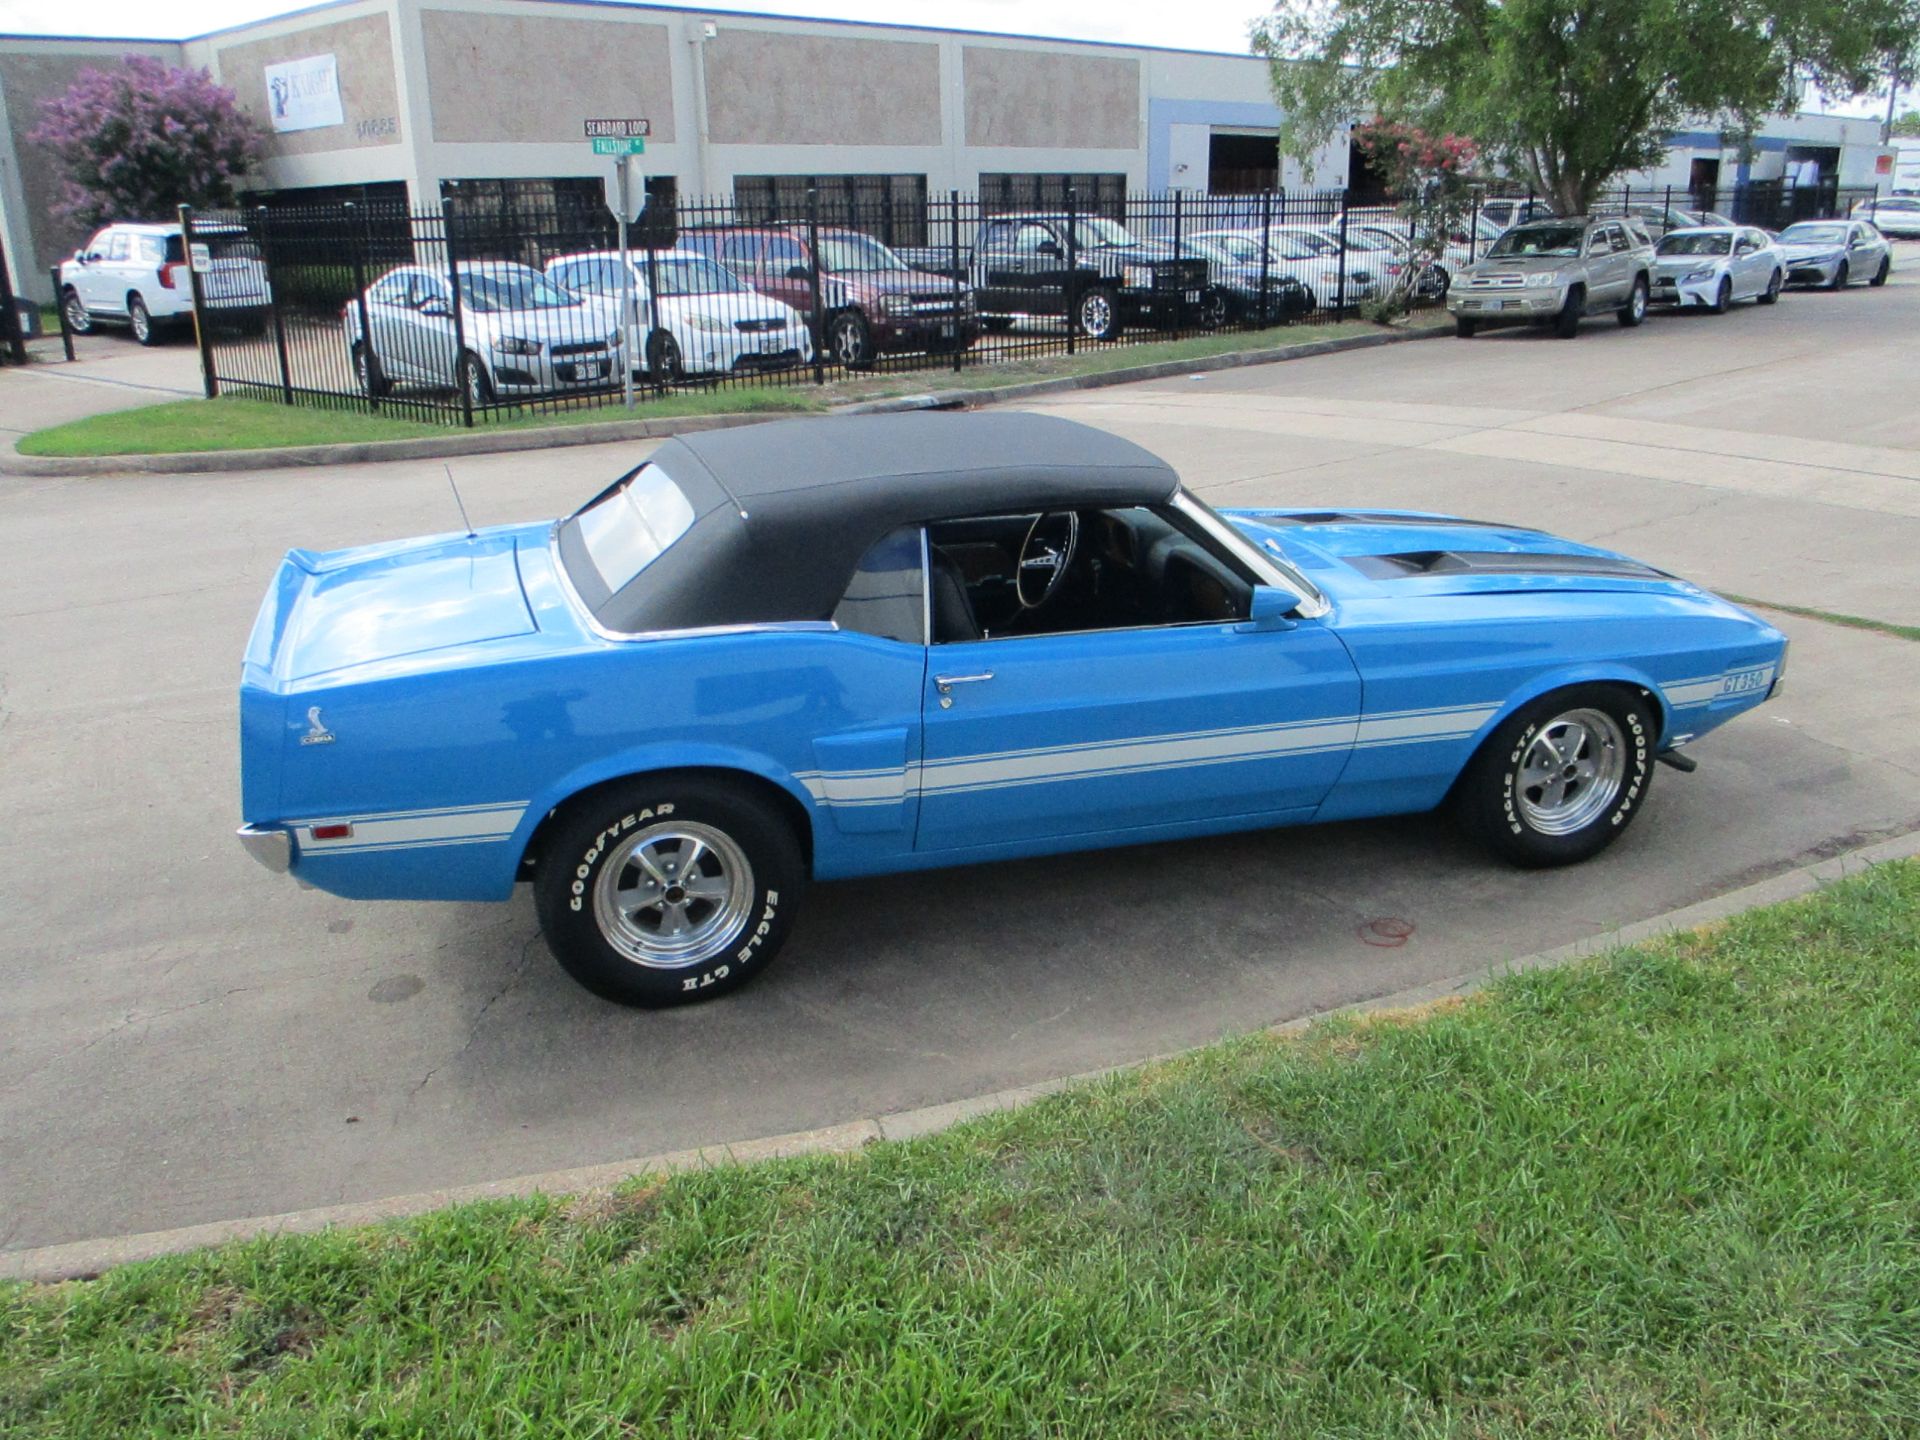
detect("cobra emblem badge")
[300,705,336,746]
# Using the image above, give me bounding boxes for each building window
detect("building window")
[732,174,929,247]
[1211,135,1279,195]
[979,173,1128,217]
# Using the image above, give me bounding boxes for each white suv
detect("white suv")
[58,221,271,345]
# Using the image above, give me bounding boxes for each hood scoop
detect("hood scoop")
[1346,550,1671,582]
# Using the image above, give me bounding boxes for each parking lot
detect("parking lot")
[3,250,1918,1259]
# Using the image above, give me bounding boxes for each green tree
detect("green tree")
[1895,107,1920,136]
[1253,0,1904,214]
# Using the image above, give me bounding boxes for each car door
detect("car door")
[914,514,1363,854]
[94,229,136,315]
[360,271,419,378]
[404,272,462,385]
[1736,230,1769,295]
[1591,224,1629,305]
[69,228,115,312]
[756,234,816,316]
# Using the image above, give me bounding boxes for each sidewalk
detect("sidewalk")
[0,333,203,443]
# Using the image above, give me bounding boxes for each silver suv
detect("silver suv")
[1448,216,1655,338]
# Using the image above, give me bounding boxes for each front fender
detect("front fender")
[1468,661,1673,754]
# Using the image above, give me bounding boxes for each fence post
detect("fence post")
[948,189,964,375]
[1065,186,1079,355]
[344,203,379,414]
[0,239,25,366]
[259,207,294,405]
[1664,183,1672,220]
[440,199,474,427]
[1469,191,1481,263]
[177,205,218,399]
[1257,188,1274,326]
[1335,193,1350,314]
[806,187,826,386]
[49,266,75,361]
[1172,188,1185,335]
[641,220,665,399]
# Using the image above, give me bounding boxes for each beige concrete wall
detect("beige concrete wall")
[704,31,940,147]
[215,13,402,157]
[0,44,185,270]
[964,46,1138,150]
[420,10,674,144]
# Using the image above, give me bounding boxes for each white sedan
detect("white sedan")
[1852,196,1920,239]
[1775,220,1893,289]
[1191,227,1376,310]
[1650,226,1784,311]
[546,250,812,380]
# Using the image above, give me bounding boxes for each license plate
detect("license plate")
[1184,290,1201,303]
[940,323,955,338]
[760,338,784,354]
[576,361,605,379]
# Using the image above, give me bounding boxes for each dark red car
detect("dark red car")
[680,226,980,367]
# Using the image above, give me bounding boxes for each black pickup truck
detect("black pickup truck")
[898,213,1211,340]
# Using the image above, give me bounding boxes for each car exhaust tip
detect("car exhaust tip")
[1656,749,1699,774]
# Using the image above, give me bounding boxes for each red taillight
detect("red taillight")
[159,262,183,290]
[311,823,353,841]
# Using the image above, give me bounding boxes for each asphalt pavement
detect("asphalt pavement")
[3,255,1918,1257]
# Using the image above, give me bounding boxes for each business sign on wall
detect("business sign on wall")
[264,54,344,133]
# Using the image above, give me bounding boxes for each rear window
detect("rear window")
[570,463,696,594]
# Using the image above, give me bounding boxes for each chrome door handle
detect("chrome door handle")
[934,671,994,694]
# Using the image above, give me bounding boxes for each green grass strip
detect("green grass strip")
[14,389,824,457]
[5,860,1919,1436]
[1728,593,1920,644]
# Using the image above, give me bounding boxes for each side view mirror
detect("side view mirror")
[785,264,812,281]
[1241,586,1299,632]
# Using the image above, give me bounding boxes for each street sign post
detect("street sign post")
[588,119,652,410]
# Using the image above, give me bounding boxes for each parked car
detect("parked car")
[1448,216,1655,338]
[58,221,270,345]
[678,226,977,368]
[343,261,624,406]
[1190,227,1371,311]
[899,213,1211,340]
[1851,196,1920,239]
[1775,220,1892,289]
[1474,197,1554,232]
[1154,237,1311,324]
[235,412,1786,1008]
[545,249,812,380]
[1597,202,1708,237]
[1348,210,1506,296]
[1650,226,1784,311]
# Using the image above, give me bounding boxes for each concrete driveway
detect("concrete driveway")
[3,254,1918,1258]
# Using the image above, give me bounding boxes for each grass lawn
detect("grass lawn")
[1729,594,1920,644]
[5,861,1918,1437]
[13,317,1424,457]
[14,389,824,457]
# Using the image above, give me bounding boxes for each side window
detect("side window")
[84,228,112,258]
[136,235,166,263]
[763,236,807,270]
[1013,223,1058,254]
[410,274,450,309]
[721,234,763,266]
[977,221,1015,250]
[367,272,411,305]
[104,231,133,262]
[1607,225,1631,253]
[832,526,926,644]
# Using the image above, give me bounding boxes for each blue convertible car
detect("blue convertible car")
[238,413,1785,1005]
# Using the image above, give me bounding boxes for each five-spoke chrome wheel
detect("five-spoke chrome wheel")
[1514,707,1627,836]
[592,822,755,969]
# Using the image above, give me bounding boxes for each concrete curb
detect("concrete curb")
[1,323,1445,477]
[7,824,1915,1285]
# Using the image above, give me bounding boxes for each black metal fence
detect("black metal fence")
[177,179,1888,427]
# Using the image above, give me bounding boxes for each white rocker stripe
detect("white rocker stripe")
[295,802,528,854]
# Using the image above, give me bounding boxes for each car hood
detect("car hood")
[658,289,797,323]
[1775,240,1844,258]
[254,524,545,683]
[1652,253,1730,275]
[1223,508,1709,605]
[837,268,962,296]
[474,305,617,342]
[1467,252,1581,274]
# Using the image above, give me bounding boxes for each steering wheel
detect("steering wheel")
[1015,511,1080,610]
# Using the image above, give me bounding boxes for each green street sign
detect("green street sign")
[591,136,647,156]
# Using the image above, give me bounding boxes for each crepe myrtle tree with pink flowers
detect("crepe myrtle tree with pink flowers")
[1351,122,1479,317]
[30,56,265,232]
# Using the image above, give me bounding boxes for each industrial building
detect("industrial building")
[0,0,1897,300]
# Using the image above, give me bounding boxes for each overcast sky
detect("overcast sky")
[0,0,1900,118]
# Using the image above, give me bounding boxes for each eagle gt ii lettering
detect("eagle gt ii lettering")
[236,413,1786,1007]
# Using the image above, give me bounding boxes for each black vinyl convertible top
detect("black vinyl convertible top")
[559,412,1180,633]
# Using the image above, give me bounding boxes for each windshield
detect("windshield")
[1069,216,1136,248]
[1780,224,1846,244]
[462,270,578,313]
[1204,234,1263,262]
[1656,233,1732,256]
[1182,239,1236,265]
[566,463,698,597]
[652,257,749,296]
[1487,223,1585,258]
[814,234,908,273]
[1269,235,1318,259]
[1282,230,1340,256]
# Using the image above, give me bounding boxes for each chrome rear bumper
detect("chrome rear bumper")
[237,824,292,873]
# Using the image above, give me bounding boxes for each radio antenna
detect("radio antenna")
[444,463,476,540]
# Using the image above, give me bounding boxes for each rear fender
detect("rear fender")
[513,742,819,873]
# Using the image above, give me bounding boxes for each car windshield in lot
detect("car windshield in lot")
[815,234,908,273]
[1487,224,1584,258]
[1780,224,1847,245]
[565,463,698,597]
[653,257,751,297]
[1657,233,1733,256]
[463,270,579,313]
[1204,234,1265,262]
[1069,217,1137,249]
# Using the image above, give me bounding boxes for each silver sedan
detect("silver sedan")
[1775,220,1893,290]
[1650,227,1784,311]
